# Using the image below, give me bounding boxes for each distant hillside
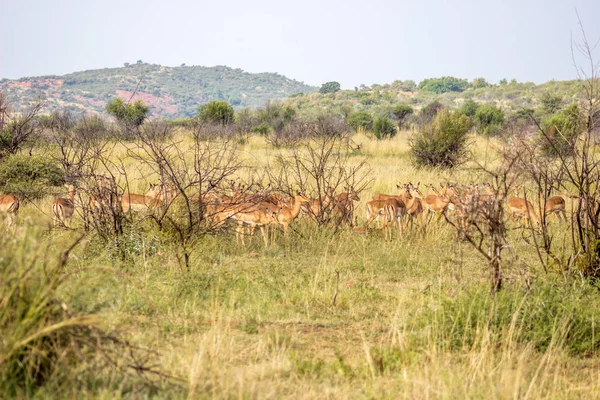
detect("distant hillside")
[0,63,317,118]
[282,78,583,120]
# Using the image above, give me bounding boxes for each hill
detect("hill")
[281,78,583,120]
[0,63,317,119]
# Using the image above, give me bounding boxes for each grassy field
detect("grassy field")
[3,132,600,399]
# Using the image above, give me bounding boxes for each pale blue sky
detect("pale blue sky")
[1,0,599,88]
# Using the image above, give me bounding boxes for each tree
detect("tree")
[347,111,373,132]
[123,62,130,68]
[372,117,397,139]
[391,80,417,92]
[418,77,469,94]
[319,81,341,94]
[391,104,414,129]
[474,104,505,136]
[540,91,564,114]
[471,78,488,89]
[197,101,235,125]
[105,98,149,130]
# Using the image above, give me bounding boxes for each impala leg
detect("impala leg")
[260,225,269,247]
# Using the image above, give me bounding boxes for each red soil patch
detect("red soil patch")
[10,81,32,89]
[116,90,178,115]
[43,78,64,89]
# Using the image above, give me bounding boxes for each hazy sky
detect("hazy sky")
[1,0,599,88]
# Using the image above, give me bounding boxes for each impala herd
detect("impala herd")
[0,175,570,246]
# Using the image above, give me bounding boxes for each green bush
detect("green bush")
[540,91,564,114]
[347,111,373,132]
[539,103,583,156]
[372,116,397,139]
[471,77,489,89]
[474,104,505,136]
[105,98,149,128]
[415,282,600,356]
[251,122,271,135]
[460,99,480,118]
[0,154,65,199]
[197,100,235,125]
[319,81,341,94]
[418,76,469,94]
[410,110,472,168]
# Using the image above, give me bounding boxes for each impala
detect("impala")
[304,186,334,220]
[507,188,540,227]
[53,184,76,227]
[545,195,567,222]
[121,193,163,213]
[365,197,405,240]
[333,186,360,226]
[274,192,311,237]
[146,183,178,205]
[403,183,425,231]
[231,201,280,247]
[0,194,19,229]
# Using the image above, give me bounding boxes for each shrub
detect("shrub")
[347,111,373,132]
[251,122,271,135]
[418,76,469,94]
[540,91,564,114]
[0,154,65,199]
[372,117,397,139]
[410,110,472,168]
[419,100,444,124]
[105,98,149,128]
[197,100,235,125]
[474,104,505,136]
[460,99,480,118]
[539,103,583,156]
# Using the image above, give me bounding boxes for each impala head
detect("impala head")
[408,182,423,198]
[296,191,311,203]
[425,183,441,195]
[350,186,360,202]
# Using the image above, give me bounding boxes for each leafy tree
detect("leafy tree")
[540,91,564,114]
[105,98,149,128]
[418,77,469,94]
[197,100,235,125]
[474,104,505,136]
[471,78,488,89]
[319,81,341,94]
[372,116,397,139]
[347,111,373,132]
[391,104,414,129]
[460,99,480,118]
[410,110,473,168]
[391,80,417,92]
[539,103,582,156]
[499,78,508,85]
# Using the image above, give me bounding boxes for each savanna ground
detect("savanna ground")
[4,131,600,399]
